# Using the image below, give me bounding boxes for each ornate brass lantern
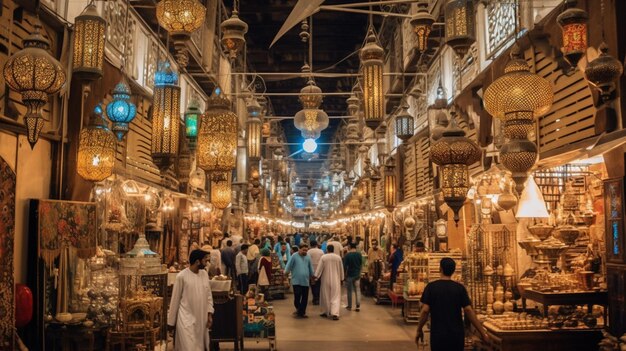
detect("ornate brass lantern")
[347,95,360,116]
[106,80,137,141]
[584,43,624,103]
[156,0,206,67]
[500,138,538,195]
[3,24,66,148]
[151,61,181,173]
[247,98,263,161]
[211,172,232,210]
[395,102,414,142]
[444,0,476,58]
[410,1,435,53]
[384,157,397,212]
[198,92,238,176]
[184,97,201,151]
[360,28,385,129]
[72,1,106,81]
[430,117,481,223]
[294,79,329,139]
[557,0,588,68]
[77,104,116,182]
[220,10,248,60]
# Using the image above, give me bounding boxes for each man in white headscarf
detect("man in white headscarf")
[315,245,344,320]
[168,250,214,351]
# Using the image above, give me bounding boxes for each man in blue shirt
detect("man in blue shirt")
[285,244,314,318]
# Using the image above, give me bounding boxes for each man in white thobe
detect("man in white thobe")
[168,250,214,351]
[315,245,344,320]
[328,238,344,257]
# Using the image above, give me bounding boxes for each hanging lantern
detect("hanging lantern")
[444,0,476,58]
[431,82,448,110]
[584,42,624,103]
[156,0,206,67]
[197,91,238,175]
[177,141,192,184]
[77,104,116,182]
[189,168,206,189]
[360,28,385,129]
[184,97,201,151]
[430,117,481,223]
[484,45,553,139]
[72,1,106,81]
[395,102,414,142]
[211,172,232,210]
[410,1,435,53]
[106,79,137,141]
[151,61,181,173]
[557,0,588,68]
[376,121,388,165]
[221,10,248,60]
[500,138,538,195]
[347,95,360,116]
[431,111,449,141]
[247,98,263,161]
[3,23,66,148]
[294,78,329,139]
[384,157,397,212]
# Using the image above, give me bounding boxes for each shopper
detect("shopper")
[274,236,291,256]
[315,245,344,320]
[307,240,324,305]
[367,239,385,262]
[201,244,220,278]
[343,243,363,311]
[220,240,236,279]
[248,238,261,284]
[167,249,214,351]
[236,244,250,294]
[416,258,488,351]
[389,243,403,286]
[294,232,302,247]
[278,242,291,269]
[328,237,344,257]
[284,244,314,318]
[257,248,273,299]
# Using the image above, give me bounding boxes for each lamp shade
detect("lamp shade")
[211,172,232,209]
[151,61,181,173]
[557,0,588,68]
[106,79,137,141]
[516,176,549,218]
[444,0,476,58]
[184,97,202,151]
[198,92,238,174]
[72,2,106,81]
[77,104,116,182]
[360,29,384,129]
[3,23,66,148]
[410,1,435,53]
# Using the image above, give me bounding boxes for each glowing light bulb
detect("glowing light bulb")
[92,155,100,166]
[303,138,317,153]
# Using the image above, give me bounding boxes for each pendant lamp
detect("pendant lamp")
[410,1,435,53]
[360,28,385,129]
[221,10,248,60]
[77,104,116,182]
[384,157,397,212]
[184,97,202,151]
[72,1,106,81]
[395,102,415,142]
[156,0,206,67]
[247,98,263,161]
[106,80,137,141]
[198,91,238,176]
[151,61,181,173]
[211,172,232,210]
[444,0,476,58]
[557,0,588,68]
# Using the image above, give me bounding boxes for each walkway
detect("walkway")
[265,291,422,351]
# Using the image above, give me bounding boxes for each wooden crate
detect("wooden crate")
[403,295,421,323]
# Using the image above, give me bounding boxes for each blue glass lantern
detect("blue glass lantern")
[106,80,137,141]
[151,61,181,172]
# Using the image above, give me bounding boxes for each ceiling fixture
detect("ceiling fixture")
[151,61,181,173]
[360,28,385,129]
[77,104,116,182]
[156,0,206,67]
[410,1,435,53]
[584,43,624,103]
[106,80,137,141]
[444,0,476,58]
[247,97,263,161]
[3,23,67,148]
[220,0,248,61]
[184,97,201,152]
[395,101,414,143]
[294,78,329,140]
[430,114,481,223]
[198,90,238,177]
[384,157,397,212]
[303,138,318,153]
[72,0,106,81]
[483,45,553,193]
[557,0,588,69]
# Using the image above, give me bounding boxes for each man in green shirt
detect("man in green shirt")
[343,243,363,311]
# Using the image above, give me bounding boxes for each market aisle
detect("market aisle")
[267,292,421,351]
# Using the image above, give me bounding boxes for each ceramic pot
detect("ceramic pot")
[493,301,505,314]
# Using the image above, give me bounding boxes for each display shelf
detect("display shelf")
[403,293,421,323]
[520,289,608,317]
[374,280,391,305]
[475,323,603,351]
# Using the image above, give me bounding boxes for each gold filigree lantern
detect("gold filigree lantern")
[156,0,206,67]
[72,1,106,81]
[430,116,481,223]
[220,10,248,60]
[384,157,397,212]
[410,1,435,53]
[444,0,476,58]
[3,24,66,148]
[151,61,181,173]
[294,78,329,139]
[211,172,232,210]
[77,104,116,182]
[360,28,385,129]
[247,98,263,161]
[198,91,238,176]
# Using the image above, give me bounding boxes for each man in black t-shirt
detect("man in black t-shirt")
[416,258,488,351]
